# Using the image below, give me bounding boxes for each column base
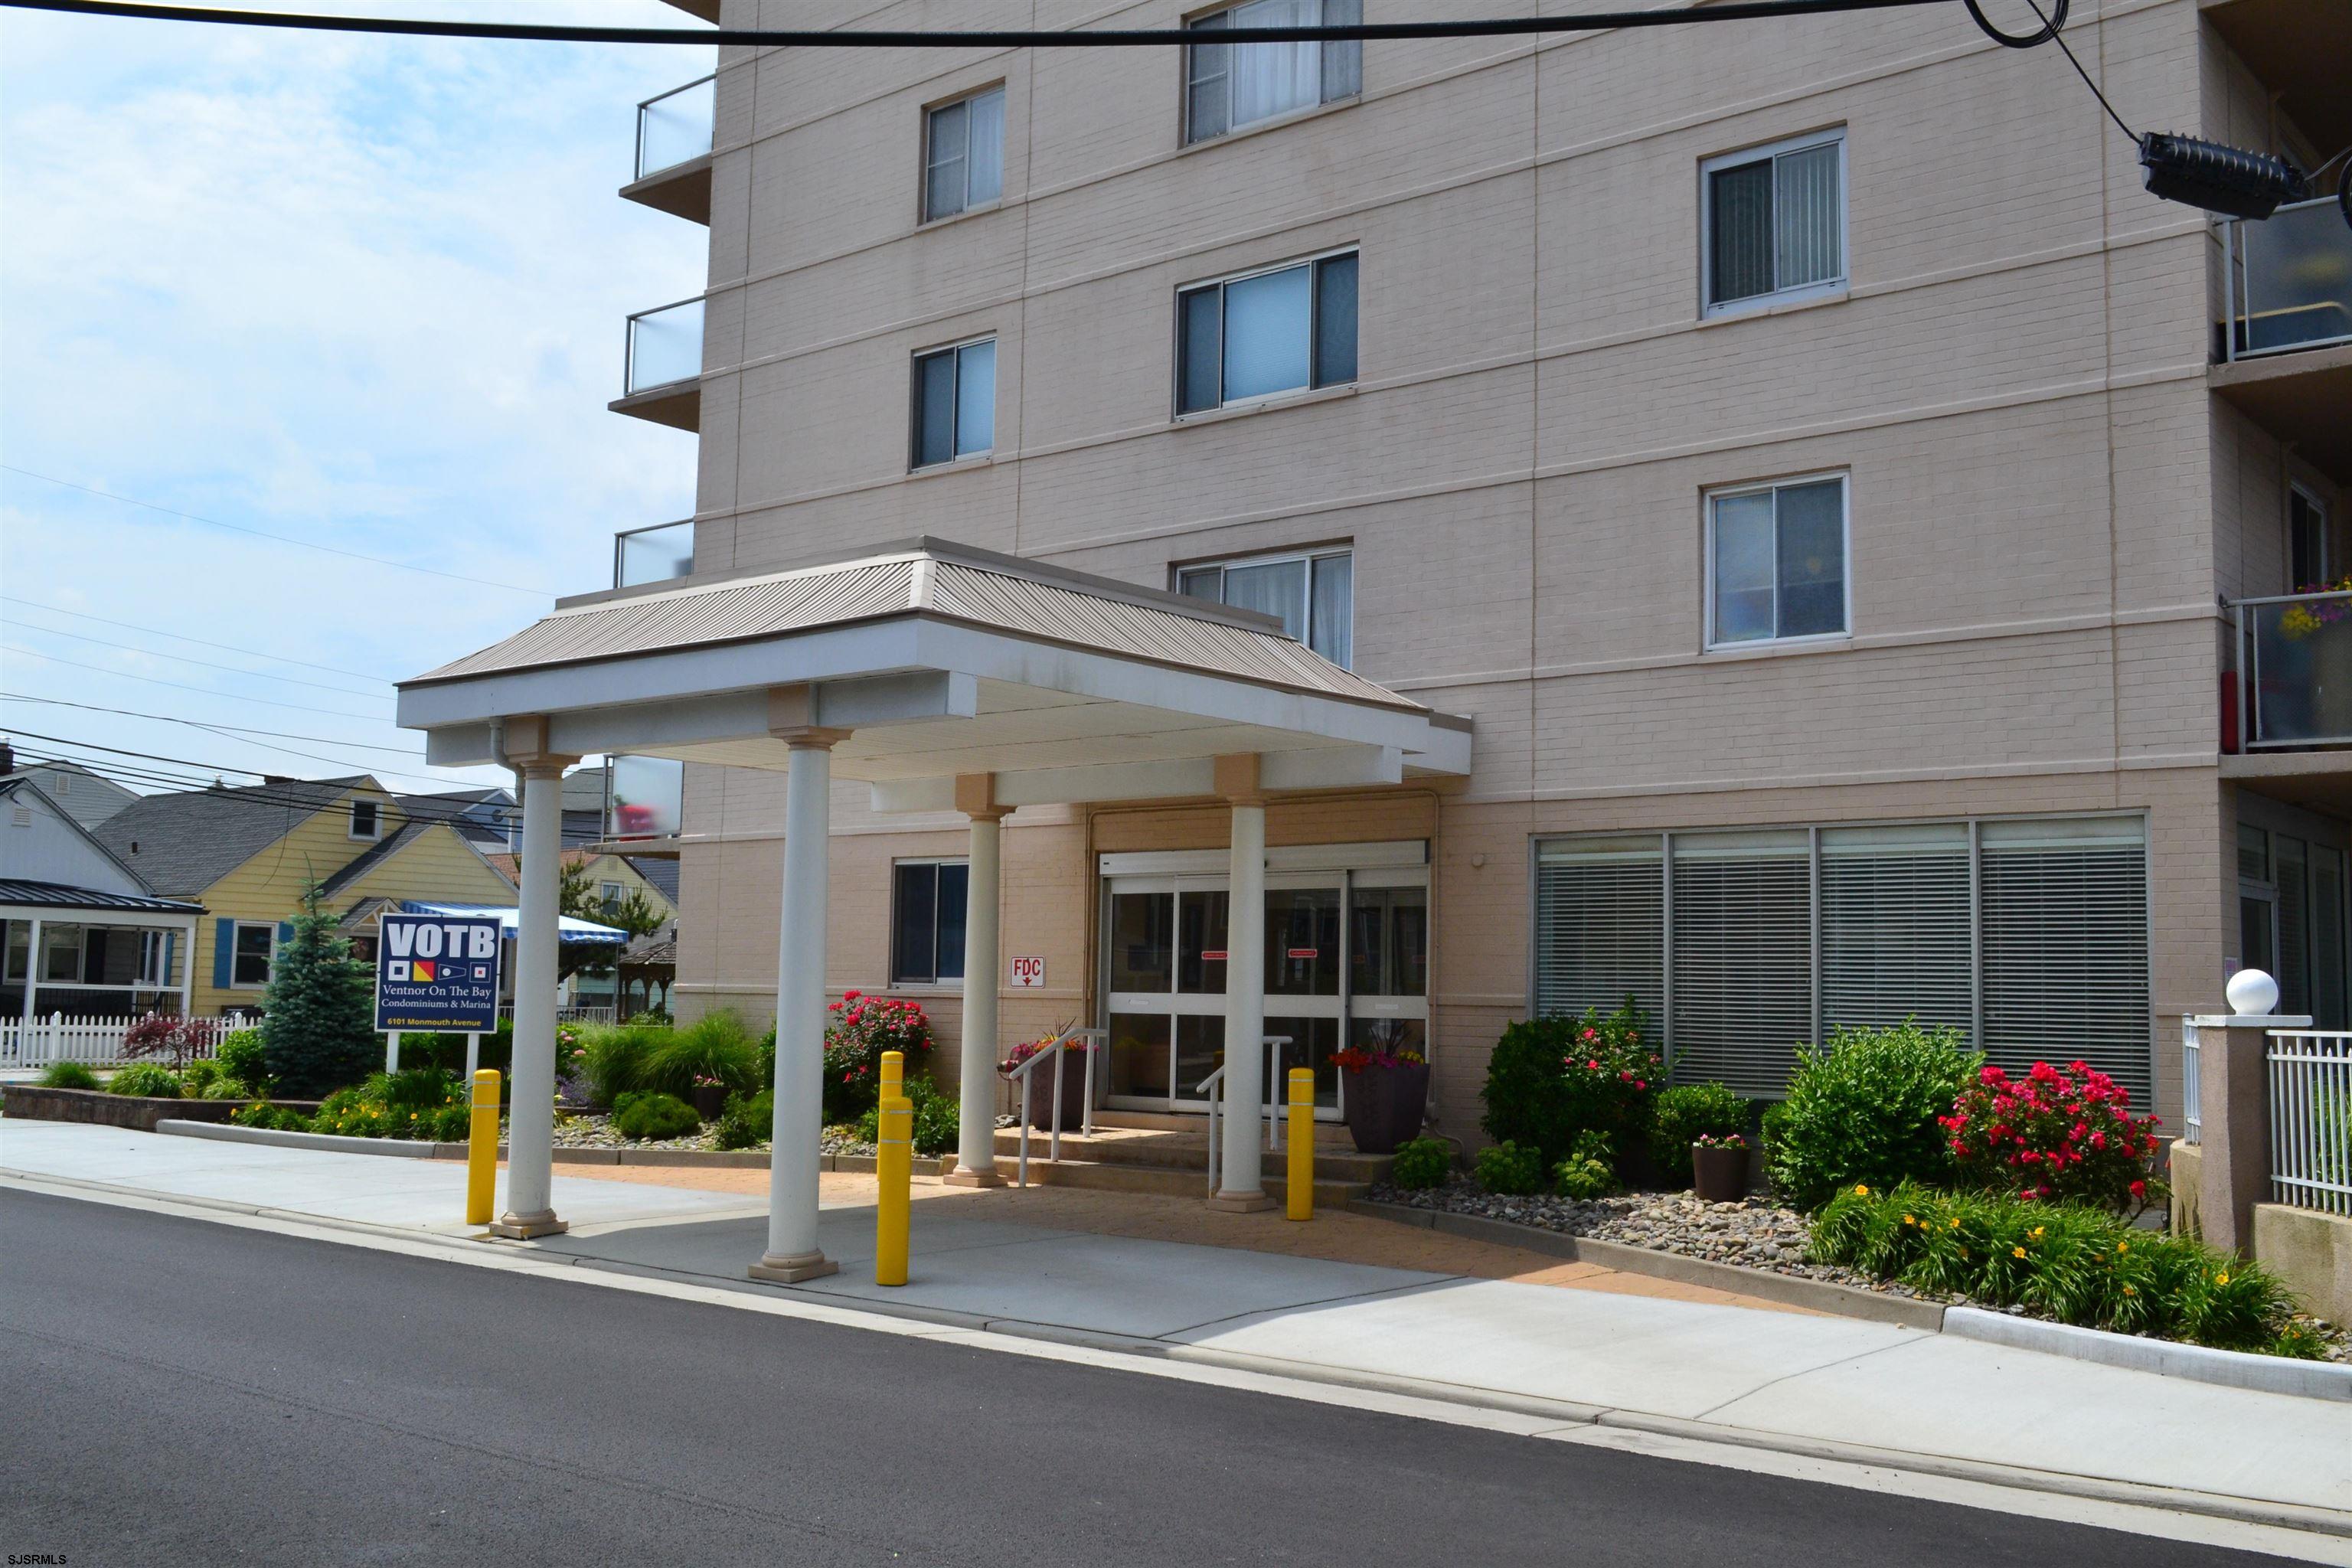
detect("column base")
[1207,1187,1276,1214]
[748,1250,840,1284]
[488,1210,568,1240]
[941,1162,1005,1188]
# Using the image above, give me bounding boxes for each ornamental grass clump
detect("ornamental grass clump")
[1941,1059,2164,1214]
[106,1062,182,1098]
[38,1060,100,1090]
[1811,1181,2317,1357]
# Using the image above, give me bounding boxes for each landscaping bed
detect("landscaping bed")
[3,1084,322,1133]
[547,1114,877,1158]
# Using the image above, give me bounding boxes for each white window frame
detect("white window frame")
[138,930,168,987]
[348,799,381,840]
[921,83,1006,224]
[1703,472,1852,652]
[230,921,276,990]
[1173,246,1359,417]
[910,334,998,469]
[1173,545,1354,667]
[1699,127,1848,318]
[599,880,625,906]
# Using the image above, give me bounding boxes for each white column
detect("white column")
[750,733,844,1282]
[492,757,573,1239]
[1213,774,1272,1212]
[20,916,41,1029]
[175,918,193,1019]
[946,786,1008,1187]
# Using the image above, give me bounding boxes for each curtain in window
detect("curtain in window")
[1774,140,1842,290]
[1312,252,1357,386]
[1222,264,1312,402]
[1709,159,1773,305]
[1321,0,1361,100]
[1308,552,1352,665]
[954,340,995,456]
[1229,0,1321,128]
[1222,557,1308,639]
[966,89,1004,207]
[1186,12,1230,142]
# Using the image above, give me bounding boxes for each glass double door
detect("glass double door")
[1102,870,1428,1116]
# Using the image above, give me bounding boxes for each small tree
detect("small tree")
[122,1014,217,1074]
[558,861,666,982]
[261,882,377,1096]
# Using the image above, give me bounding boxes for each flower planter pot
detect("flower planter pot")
[1692,1145,1749,1204]
[1343,1062,1429,1155]
[1021,1054,1089,1132]
[689,1084,729,1122]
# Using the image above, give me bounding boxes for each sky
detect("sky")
[0,0,714,799]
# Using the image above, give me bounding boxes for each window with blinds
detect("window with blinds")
[1533,815,2152,1102]
[1702,128,1847,315]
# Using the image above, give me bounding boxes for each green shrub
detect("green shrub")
[613,1091,701,1141]
[378,1067,462,1112]
[1387,1137,1452,1190]
[261,884,377,1096]
[217,1027,270,1093]
[202,1077,255,1100]
[37,1060,100,1090]
[1475,1140,1547,1196]
[1650,1082,1752,1187]
[309,1089,393,1138]
[1553,1129,1619,1199]
[421,1103,471,1142]
[107,1062,182,1098]
[230,1101,312,1132]
[1765,1021,1982,1213]
[851,1076,959,1157]
[1811,1181,2316,1357]
[1480,1000,1659,1168]
[714,1089,774,1152]
[639,1011,762,1098]
[183,1058,224,1093]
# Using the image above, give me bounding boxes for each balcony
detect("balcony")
[610,295,703,431]
[614,519,694,590]
[2214,198,2352,484]
[622,74,714,224]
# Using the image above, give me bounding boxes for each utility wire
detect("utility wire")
[2,594,397,685]
[5,619,395,701]
[1,465,558,598]
[0,0,1958,46]
[3,645,397,720]
[0,696,485,786]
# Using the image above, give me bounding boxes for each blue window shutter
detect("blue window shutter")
[277,921,295,948]
[212,920,235,988]
[162,932,175,986]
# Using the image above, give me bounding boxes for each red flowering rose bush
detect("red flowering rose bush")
[1941,1059,2165,1216]
[820,991,934,1122]
[1479,999,1660,1170]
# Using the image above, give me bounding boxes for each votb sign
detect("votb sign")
[375,913,504,1033]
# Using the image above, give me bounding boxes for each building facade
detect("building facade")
[599,0,2348,1136]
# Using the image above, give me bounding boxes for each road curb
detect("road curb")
[7,1165,2347,1543]
[152,1119,949,1174]
[158,1119,443,1158]
[1945,1305,2352,1402]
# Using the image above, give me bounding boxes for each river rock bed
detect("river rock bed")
[547,1113,878,1158]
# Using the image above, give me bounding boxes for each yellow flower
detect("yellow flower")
[2122,1285,2136,1296]
[2011,1246,2027,1259]
[2216,1272,2230,1286]
[2029,1227,2044,1239]
[2116,1242,2128,1254]
[1854,1184,1870,1197]
[1903,1214,1916,1226]
[1949,1217,1962,1230]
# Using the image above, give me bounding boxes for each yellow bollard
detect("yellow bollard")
[876,1093,912,1285]
[1286,1067,1315,1221]
[466,1069,501,1227]
[879,1048,903,1104]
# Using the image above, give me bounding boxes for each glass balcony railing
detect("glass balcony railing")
[635,74,714,182]
[2223,196,2352,360]
[606,755,685,841]
[2239,590,2352,749]
[615,519,694,589]
[624,296,704,395]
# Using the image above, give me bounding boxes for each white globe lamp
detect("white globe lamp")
[2226,968,2279,1017]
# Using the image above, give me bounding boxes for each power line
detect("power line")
[0,0,1960,47]
[5,619,394,701]
[3,645,395,721]
[1,465,557,598]
[2,594,396,685]
[0,694,487,787]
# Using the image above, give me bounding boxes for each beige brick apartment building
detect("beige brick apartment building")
[467,0,2351,1153]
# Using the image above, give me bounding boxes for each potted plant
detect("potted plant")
[1690,1132,1749,1203]
[688,1073,730,1121]
[1334,1027,1430,1154]
[1000,1031,1090,1131]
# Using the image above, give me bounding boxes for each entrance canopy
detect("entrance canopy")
[396,537,1470,805]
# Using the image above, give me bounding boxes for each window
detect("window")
[923,85,1004,220]
[349,799,380,839]
[911,338,996,467]
[231,922,276,988]
[1703,129,1845,314]
[1707,474,1848,647]
[2290,483,2331,591]
[1178,547,1354,665]
[891,860,969,984]
[1534,815,2152,1101]
[1185,0,1361,145]
[599,880,624,906]
[1176,251,1357,414]
[52,773,70,795]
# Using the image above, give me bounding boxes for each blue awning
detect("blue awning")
[398,900,629,946]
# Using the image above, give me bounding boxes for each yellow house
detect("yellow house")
[93,775,517,1017]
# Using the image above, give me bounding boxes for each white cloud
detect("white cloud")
[1,3,713,793]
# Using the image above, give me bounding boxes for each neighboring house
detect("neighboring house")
[407,0,2349,1144]
[93,775,518,1017]
[394,786,516,851]
[482,845,678,1011]
[1,776,204,1019]
[0,744,140,830]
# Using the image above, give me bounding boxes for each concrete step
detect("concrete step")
[997,1153,1369,1208]
[991,1125,1391,1184]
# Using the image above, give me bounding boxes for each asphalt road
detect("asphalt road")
[0,1189,2306,1567]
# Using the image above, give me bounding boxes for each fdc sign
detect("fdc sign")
[375,913,504,1032]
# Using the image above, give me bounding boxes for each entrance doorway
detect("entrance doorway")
[1099,844,1428,1119]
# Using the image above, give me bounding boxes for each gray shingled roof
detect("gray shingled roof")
[626,855,680,905]
[92,776,368,898]
[318,820,426,897]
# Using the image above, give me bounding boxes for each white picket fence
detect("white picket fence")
[2268,1030,2352,1217]
[0,1013,226,1069]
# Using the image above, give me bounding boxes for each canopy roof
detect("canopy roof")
[399,900,629,945]
[399,539,1469,809]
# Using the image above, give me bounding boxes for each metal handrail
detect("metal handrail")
[1201,1035,1291,1197]
[612,518,694,589]
[2233,588,2352,752]
[2222,197,2352,362]
[1003,1027,1106,1187]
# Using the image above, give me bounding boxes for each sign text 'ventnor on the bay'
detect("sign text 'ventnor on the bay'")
[375,913,504,1033]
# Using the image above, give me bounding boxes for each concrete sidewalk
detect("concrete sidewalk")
[7,1118,2348,1529]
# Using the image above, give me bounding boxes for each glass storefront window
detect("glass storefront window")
[1109,891,1174,992]
[1177,890,1229,994]
[1266,887,1340,996]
